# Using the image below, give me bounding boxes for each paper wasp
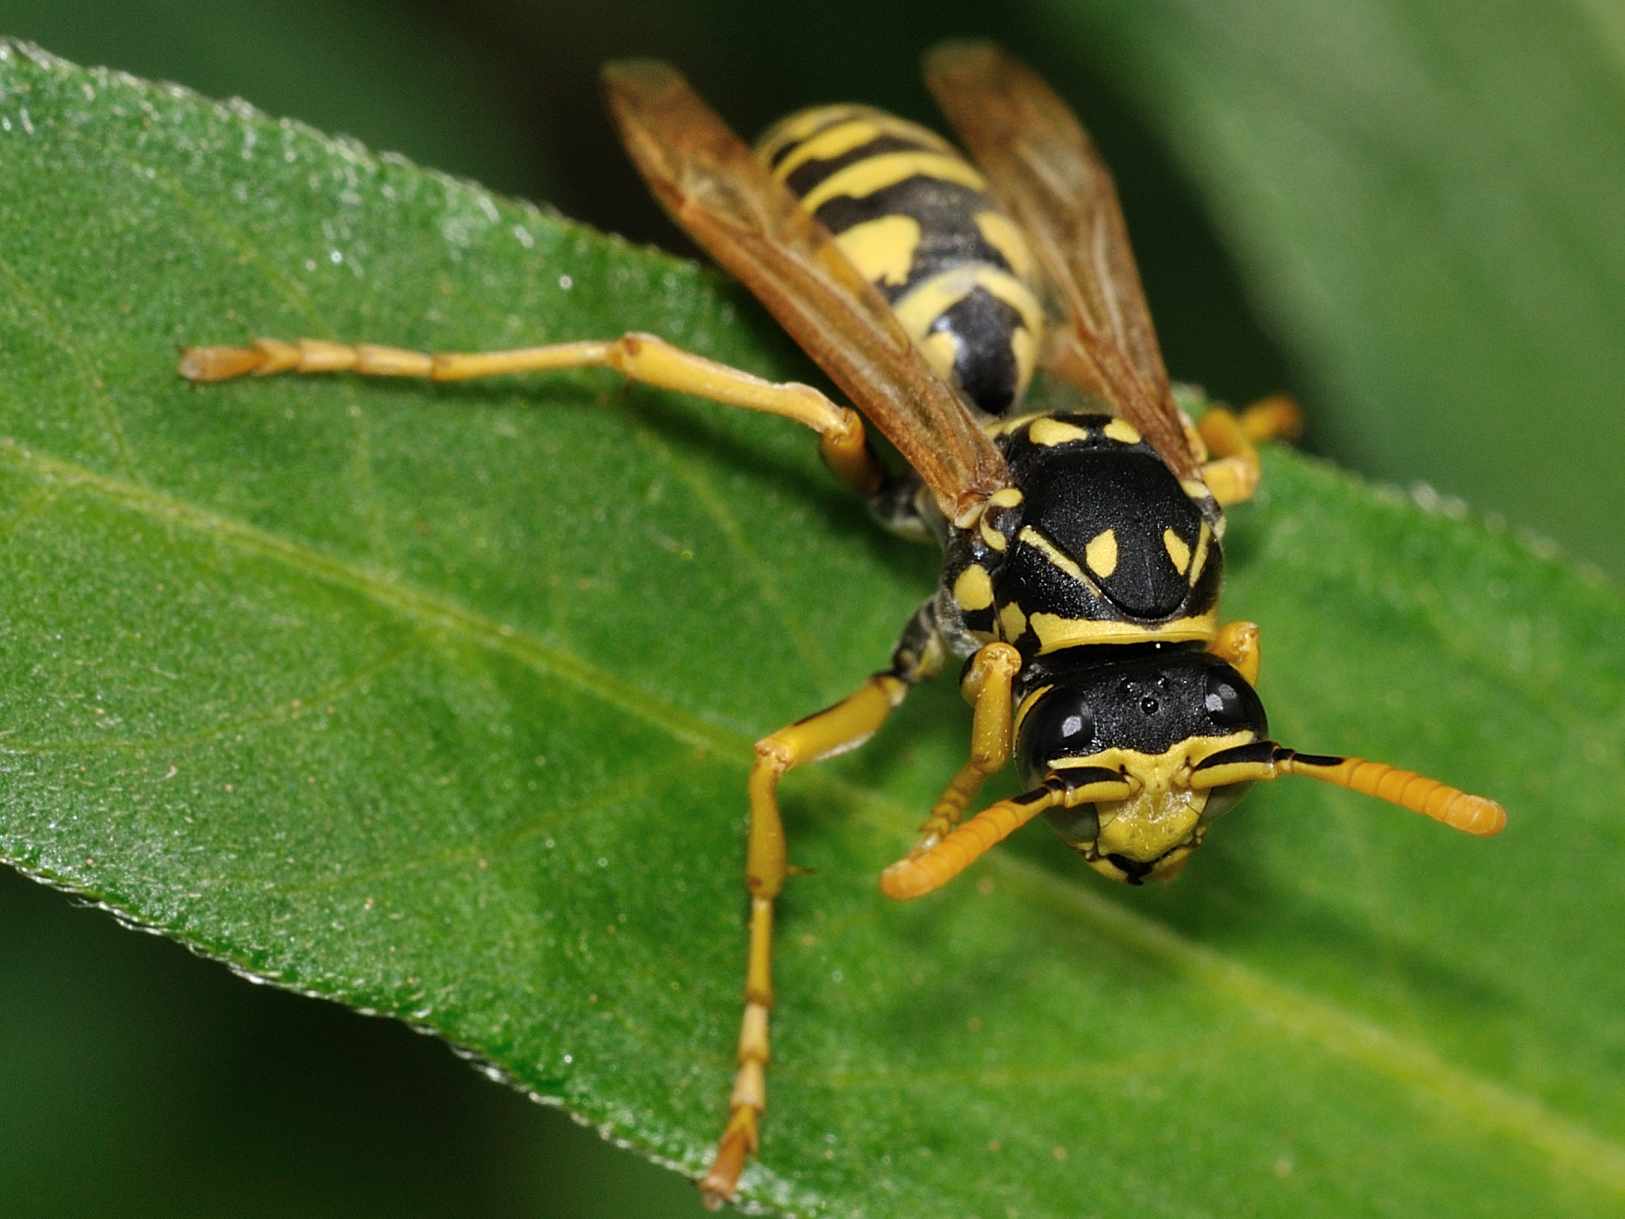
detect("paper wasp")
[179,41,1506,1209]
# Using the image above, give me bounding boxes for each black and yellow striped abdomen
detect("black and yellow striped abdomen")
[757,104,1046,416]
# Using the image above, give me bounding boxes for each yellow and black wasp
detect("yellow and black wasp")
[179,42,1507,1208]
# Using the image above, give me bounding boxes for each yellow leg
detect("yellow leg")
[1197,395,1304,507]
[907,643,1021,855]
[701,672,908,1208]
[179,332,883,495]
[1208,620,1261,686]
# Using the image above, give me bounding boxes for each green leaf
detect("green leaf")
[3,41,1623,1219]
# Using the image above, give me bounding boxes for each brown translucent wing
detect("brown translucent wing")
[924,41,1198,479]
[602,60,1007,515]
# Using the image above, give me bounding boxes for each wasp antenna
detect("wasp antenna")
[880,785,1059,901]
[1188,742,1506,836]
[1278,752,1507,836]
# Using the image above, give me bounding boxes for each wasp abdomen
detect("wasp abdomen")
[757,104,1045,416]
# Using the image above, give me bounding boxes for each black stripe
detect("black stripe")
[781,133,937,198]
[1191,741,1280,772]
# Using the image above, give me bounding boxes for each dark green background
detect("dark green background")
[3,2,1617,1216]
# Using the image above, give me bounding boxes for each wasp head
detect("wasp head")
[1015,647,1268,884]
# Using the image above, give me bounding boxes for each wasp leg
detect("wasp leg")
[178,332,884,496]
[1207,620,1261,686]
[1196,395,1305,507]
[906,642,1022,857]
[701,602,946,1206]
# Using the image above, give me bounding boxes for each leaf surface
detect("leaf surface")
[2,43,1622,1218]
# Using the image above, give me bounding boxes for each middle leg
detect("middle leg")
[699,598,948,1206]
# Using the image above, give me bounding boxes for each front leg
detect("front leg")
[701,599,948,1206]
[905,642,1022,857]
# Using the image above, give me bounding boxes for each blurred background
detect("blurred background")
[3,1,1619,1215]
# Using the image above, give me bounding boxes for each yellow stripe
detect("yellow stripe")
[892,265,1045,346]
[800,150,987,212]
[755,105,867,165]
[1163,527,1192,576]
[833,214,921,288]
[974,210,1037,282]
[1018,526,1092,587]
[1187,521,1212,587]
[768,113,951,182]
[1028,610,1218,654]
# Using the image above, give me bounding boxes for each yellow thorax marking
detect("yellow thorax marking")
[952,564,995,612]
[1028,609,1218,653]
[1103,418,1142,445]
[1028,416,1091,446]
[1084,528,1119,579]
[1187,521,1212,587]
[999,601,1028,642]
[1163,527,1192,576]
[1018,526,1090,586]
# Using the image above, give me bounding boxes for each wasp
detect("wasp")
[179,42,1507,1208]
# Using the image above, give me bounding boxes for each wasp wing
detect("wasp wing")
[603,60,1007,515]
[923,41,1197,479]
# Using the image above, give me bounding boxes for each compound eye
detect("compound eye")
[1203,666,1266,733]
[1028,692,1098,762]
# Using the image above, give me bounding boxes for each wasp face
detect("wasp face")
[1015,647,1268,884]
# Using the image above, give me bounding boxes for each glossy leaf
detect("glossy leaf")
[2,43,1622,1218]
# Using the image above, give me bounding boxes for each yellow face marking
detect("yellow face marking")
[1163,527,1192,576]
[953,563,995,612]
[1028,417,1091,446]
[999,601,1028,642]
[1103,418,1142,445]
[1018,526,1090,585]
[834,214,922,287]
[1028,610,1218,653]
[1180,478,1211,502]
[989,487,1024,509]
[973,209,1037,282]
[799,151,987,212]
[1186,521,1212,587]
[1085,529,1119,578]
